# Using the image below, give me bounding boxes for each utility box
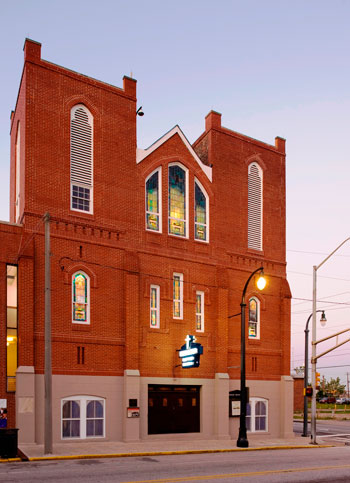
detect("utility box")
[0,429,18,458]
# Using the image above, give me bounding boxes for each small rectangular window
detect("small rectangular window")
[173,273,183,319]
[71,184,91,212]
[150,285,160,328]
[195,291,204,332]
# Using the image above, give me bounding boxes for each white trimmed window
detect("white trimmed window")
[71,105,93,213]
[146,168,162,232]
[62,396,105,439]
[248,163,263,250]
[173,273,183,319]
[72,272,90,324]
[195,291,204,332]
[15,122,20,222]
[150,285,160,328]
[194,179,209,242]
[248,297,260,339]
[246,398,268,432]
[168,163,188,237]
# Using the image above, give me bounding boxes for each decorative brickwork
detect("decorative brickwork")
[0,39,292,442]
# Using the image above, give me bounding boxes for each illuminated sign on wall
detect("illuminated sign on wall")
[179,335,203,368]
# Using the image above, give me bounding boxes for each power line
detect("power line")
[287,270,350,282]
[288,249,350,258]
[292,291,350,307]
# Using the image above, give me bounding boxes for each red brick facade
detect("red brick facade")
[0,39,292,443]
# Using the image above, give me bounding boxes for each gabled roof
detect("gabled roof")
[136,125,212,182]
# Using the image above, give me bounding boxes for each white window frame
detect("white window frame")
[61,395,105,440]
[150,284,160,328]
[246,397,268,433]
[195,291,204,332]
[145,167,162,233]
[173,272,183,319]
[15,122,20,222]
[72,271,90,325]
[168,163,189,239]
[70,104,94,214]
[248,162,263,251]
[194,178,209,243]
[248,296,260,340]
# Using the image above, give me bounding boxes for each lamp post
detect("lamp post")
[311,237,350,444]
[302,310,326,437]
[237,266,266,448]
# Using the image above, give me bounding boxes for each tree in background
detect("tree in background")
[324,377,346,396]
[293,365,305,376]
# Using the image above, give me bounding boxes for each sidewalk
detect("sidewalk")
[16,434,332,462]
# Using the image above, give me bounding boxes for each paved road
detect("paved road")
[2,447,350,482]
[294,419,350,443]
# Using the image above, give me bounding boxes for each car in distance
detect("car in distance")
[319,396,336,404]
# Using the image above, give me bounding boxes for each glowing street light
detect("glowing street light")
[237,266,266,448]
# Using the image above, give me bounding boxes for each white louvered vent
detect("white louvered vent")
[248,163,262,250]
[70,105,93,212]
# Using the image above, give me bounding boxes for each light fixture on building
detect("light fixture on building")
[136,106,144,116]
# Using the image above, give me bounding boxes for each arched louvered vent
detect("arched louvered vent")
[70,105,93,212]
[248,163,262,250]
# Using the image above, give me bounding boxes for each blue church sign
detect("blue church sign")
[179,335,203,368]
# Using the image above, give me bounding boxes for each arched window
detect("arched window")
[248,163,263,250]
[146,168,161,232]
[62,396,105,439]
[246,398,268,432]
[248,297,260,339]
[194,179,209,242]
[71,105,93,213]
[168,164,188,237]
[150,284,160,328]
[72,272,90,324]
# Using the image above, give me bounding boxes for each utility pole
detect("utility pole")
[347,373,349,398]
[44,212,52,454]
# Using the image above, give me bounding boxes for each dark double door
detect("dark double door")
[148,385,200,434]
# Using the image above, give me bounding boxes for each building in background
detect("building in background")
[0,39,292,444]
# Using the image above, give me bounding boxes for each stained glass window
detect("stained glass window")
[169,165,186,236]
[73,273,89,323]
[173,273,183,318]
[146,171,160,231]
[150,285,160,328]
[195,182,207,241]
[196,291,204,332]
[248,298,259,338]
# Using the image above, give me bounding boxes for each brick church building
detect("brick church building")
[0,39,293,445]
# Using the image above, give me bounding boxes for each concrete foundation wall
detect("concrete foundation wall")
[34,374,124,444]
[17,373,293,444]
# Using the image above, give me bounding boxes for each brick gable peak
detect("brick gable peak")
[137,125,212,182]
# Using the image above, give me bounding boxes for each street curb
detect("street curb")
[21,445,333,462]
[0,457,21,463]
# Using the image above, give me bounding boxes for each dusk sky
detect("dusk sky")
[1,0,350,388]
